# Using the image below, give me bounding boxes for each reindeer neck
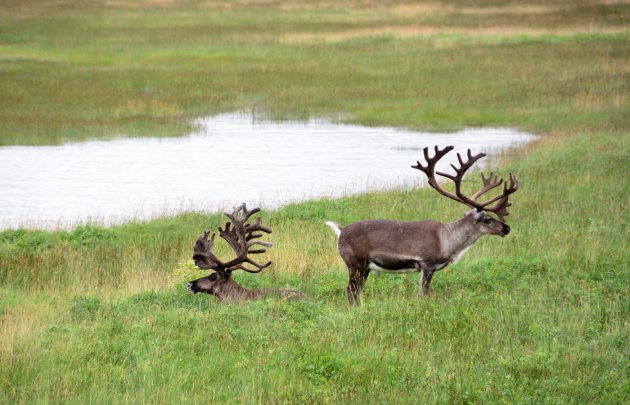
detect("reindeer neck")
[440,215,483,258]
[215,279,281,301]
[214,278,250,301]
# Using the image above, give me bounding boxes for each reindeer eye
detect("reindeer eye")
[209,273,217,281]
[483,217,492,223]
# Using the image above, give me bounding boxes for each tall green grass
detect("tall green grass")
[1,0,629,403]
[2,133,628,403]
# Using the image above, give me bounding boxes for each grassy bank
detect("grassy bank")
[1,0,629,403]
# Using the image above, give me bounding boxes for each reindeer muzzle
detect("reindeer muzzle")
[500,224,511,237]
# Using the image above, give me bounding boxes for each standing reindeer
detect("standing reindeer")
[187,203,302,302]
[326,145,519,304]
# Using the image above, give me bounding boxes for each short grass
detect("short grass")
[1,1,629,403]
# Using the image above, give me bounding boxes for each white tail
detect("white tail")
[325,221,342,238]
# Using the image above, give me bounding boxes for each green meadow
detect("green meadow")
[1,1,629,403]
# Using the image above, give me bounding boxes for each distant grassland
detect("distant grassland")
[1,0,629,404]
[0,0,628,145]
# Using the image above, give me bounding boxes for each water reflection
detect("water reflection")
[0,113,536,229]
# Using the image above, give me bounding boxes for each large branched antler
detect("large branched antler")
[411,145,519,221]
[219,203,273,273]
[192,203,273,275]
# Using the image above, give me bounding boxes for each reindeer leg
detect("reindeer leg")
[345,260,370,305]
[419,268,434,297]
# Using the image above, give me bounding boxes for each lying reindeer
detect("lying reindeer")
[326,145,519,304]
[187,203,302,302]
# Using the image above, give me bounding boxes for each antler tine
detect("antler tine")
[483,196,511,221]
[247,240,273,254]
[243,220,273,254]
[225,203,260,224]
[229,259,273,273]
[479,173,519,220]
[471,172,504,201]
[192,231,224,271]
[434,149,487,209]
[220,211,272,251]
[411,145,454,174]
[218,221,240,254]
[218,230,270,255]
[219,203,274,273]
[476,172,519,207]
[244,217,273,239]
[411,145,472,206]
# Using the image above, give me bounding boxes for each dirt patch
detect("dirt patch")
[459,4,557,16]
[105,0,180,8]
[390,3,558,17]
[390,3,450,15]
[281,25,629,44]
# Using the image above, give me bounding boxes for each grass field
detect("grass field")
[1,0,629,403]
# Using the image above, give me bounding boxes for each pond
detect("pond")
[0,113,537,229]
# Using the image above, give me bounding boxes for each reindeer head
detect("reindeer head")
[187,203,273,298]
[187,269,233,295]
[412,145,519,237]
[465,208,511,237]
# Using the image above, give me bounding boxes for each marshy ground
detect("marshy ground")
[1,1,628,403]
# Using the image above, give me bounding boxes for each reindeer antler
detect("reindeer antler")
[411,145,460,202]
[479,173,519,220]
[219,203,273,273]
[192,230,220,270]
[411,146,519,221]
[470,172,503,201]
[192,203,273,275]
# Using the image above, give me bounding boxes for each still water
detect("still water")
[0,113,536,229]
